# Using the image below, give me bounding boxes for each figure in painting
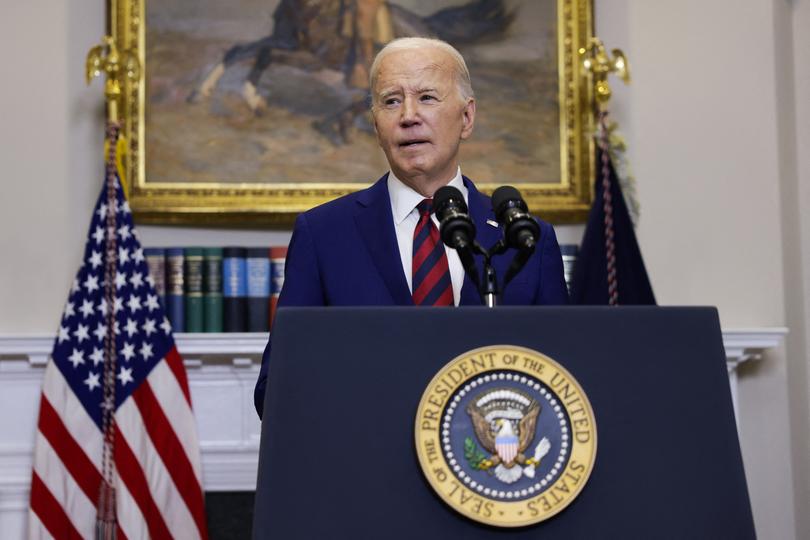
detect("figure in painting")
[188,0,514,144]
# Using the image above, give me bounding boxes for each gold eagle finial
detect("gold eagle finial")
[85,36,140,122]
[579,37,631,110]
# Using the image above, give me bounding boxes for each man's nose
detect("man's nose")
[399,96,421,126]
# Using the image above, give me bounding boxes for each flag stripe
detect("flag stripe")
[27,509,56,540]
[115,471,148,540]
[165,346,192,406]
[146,361,203,482]
[30,472,84,540]
[37,396,102,504]
[41,362,103,467]
[32,433,96,538]
[113,423,174,540]
[132,379,208,538]
[117,398,202,540]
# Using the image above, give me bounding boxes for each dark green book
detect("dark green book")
[203,247,224,332]
[184,247,204,333]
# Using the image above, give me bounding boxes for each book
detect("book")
[246,248,271,332]
[143,248,166,309]
[269,246,288,330]
[560,244,579,297]
[184,247,204,333]
[223,247,247,332]
[166,248,185,332]
[203,247,223,333]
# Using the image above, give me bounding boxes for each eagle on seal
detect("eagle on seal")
[466,392,540,468]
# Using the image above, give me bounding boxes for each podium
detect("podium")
[253,307,755,539]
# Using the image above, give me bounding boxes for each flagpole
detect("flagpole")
[580,38,631,306]
[86,34,140,540]
[95,121,120,540]
[597,110,619,305]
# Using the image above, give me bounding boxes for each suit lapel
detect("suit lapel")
[354,175,414,306]
[460,177,502,306]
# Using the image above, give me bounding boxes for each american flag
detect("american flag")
[28,160,208,538]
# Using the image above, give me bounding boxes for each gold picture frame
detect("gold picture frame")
[111,0,595,226]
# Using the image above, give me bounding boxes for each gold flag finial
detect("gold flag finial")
[579,38,631,110]
[86,36,140,123]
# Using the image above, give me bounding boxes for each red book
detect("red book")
[269,246,288,330]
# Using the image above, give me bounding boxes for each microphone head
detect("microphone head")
[433,185,468,218]
[433,185,475,249]
[491,185,528,221]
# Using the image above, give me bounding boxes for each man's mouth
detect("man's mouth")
[399,139,429,148]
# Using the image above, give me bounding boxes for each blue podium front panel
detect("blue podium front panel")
[253,307,754,539]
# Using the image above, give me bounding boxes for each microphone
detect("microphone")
[433,186,476,250]
[491,186,540,251]
[434,185,482,297]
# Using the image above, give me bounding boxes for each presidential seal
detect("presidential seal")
[414,345,597,527]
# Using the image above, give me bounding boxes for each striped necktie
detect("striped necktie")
[412,199,453,306]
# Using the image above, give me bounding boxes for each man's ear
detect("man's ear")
[460,98,476,140]
[371,108,382,144]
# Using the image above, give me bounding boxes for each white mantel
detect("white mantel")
[0,329,787,537]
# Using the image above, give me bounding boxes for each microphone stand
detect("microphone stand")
[469,239,535,308]
[472,240,507,308]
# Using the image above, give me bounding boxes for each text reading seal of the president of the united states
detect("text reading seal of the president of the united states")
[415,345,597,527]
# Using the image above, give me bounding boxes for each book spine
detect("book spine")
[203,247,223,333]
[223,247,247,332]
[184,247,204,333]
[269,246,288,330]
[166,248,185,332]
[560,244,579,296]
[246,248,271,332]
[144,248,167,309]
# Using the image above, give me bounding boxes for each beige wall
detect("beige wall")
[597,1,810,538]
[783,0,810,537]
[1,0,807,537]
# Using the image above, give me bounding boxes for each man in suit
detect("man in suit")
[254,37,568,417]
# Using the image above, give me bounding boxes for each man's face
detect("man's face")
[371,47,475,194]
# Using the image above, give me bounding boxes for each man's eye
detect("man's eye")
[384,98,400,106]
[420,95,437,102]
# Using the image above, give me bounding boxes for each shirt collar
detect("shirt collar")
[387,168,468,225]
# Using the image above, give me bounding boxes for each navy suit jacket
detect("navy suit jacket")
[254,175,568,416]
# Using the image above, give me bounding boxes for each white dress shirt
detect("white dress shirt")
[387,169,468,306]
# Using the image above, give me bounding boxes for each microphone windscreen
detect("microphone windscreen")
[433,185,468,215]
[491,185,524,219]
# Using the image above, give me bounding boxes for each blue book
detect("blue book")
[223,247,247,332]
[560,244,579,297]
[246,248,271,332]
[166,248,185,332]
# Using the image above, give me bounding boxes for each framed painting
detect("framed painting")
[112,0,595,225]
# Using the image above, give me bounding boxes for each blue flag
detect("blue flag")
[570,147,656,305]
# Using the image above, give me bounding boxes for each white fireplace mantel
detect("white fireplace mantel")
[0,329,787,536]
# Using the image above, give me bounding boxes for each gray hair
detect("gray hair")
[369,37,475,103]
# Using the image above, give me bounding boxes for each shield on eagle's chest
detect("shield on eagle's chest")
[495,431,519,464]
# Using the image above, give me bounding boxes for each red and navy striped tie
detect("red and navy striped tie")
[412,199,453,306]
